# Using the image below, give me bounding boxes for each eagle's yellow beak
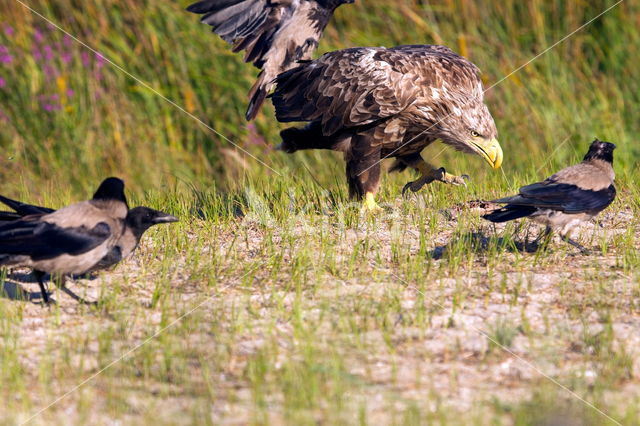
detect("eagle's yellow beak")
[473,138,503,169]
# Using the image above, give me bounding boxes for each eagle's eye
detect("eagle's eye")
[470,130,480,138]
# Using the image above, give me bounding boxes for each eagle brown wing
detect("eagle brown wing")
[188,0,346,120]
[271,45,483,136]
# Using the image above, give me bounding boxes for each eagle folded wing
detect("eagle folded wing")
[271,47,420,135]
[271,45,486,136]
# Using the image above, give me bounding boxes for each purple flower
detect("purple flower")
[95,53,106,68]
[34,29,44,43]
[0,77,5,88]
[41,96,61,111]
[4,25,14,37]
[63,34,73,48]
[62,52,73,64]
[81,52,90,67]
[43,45,54,61]
[32,47,43,61]
[0,47,11,64]
[66,89,74,97]
[43,64,57,79]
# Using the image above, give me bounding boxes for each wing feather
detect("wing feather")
[0,220,111,262]
[271,45,481,135]
[188,0,348,119]
[0,194,54,216]
[494,183,616,214]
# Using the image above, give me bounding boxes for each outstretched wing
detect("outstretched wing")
[0,219,111,262]
[494,182,616,214]
[270,45,482,135]
[188,0,346,119]
[188,0,336,67]
[189,0,280,65]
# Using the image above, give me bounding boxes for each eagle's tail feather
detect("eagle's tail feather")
[482,205,537,223]
[277,121,336,153]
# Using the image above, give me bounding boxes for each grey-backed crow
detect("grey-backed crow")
[0,177,128,303]
[483,139,616,252]
[0,196,177,272]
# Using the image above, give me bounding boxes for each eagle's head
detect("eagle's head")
[435,98,503,169]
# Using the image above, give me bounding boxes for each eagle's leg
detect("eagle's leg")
[399,154,469,195]
[346,144,382,211]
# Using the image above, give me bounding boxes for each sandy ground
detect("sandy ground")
[1,202,638,425]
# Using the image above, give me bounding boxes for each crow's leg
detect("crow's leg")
[560,235,591,255]
[34,270,50,304]
[52,274,98,306]
[397,153,469,195]
[532,226,554,252]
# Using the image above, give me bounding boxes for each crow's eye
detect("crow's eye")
[471,130,480,138]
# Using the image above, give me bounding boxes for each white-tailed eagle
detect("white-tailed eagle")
[270,45,504,209]
[187,0,354,120]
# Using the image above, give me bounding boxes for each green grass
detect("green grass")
[1,0,640,424]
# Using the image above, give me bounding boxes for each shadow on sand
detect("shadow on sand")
[430,231,545,260]
[1,271,98,305]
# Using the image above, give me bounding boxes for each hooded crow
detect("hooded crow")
[0,177,128,303]
[0,195,178,272]
[482,139,616,252]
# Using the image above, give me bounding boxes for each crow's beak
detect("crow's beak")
[152,212,179,224]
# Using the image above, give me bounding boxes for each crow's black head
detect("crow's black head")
[126,206,178,239]
[583,139,616,164]
[92,177,128,206]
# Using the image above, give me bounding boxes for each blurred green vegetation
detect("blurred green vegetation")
[0,0,637,199]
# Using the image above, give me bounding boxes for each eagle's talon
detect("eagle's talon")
[402,182,414,196]
[402,174,436,195]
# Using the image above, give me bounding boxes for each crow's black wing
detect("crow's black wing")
[0,194,55,217]
[0,220,111,262]
[0,211,22,221]
[91,246,123,271]
[494,183,616,214]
